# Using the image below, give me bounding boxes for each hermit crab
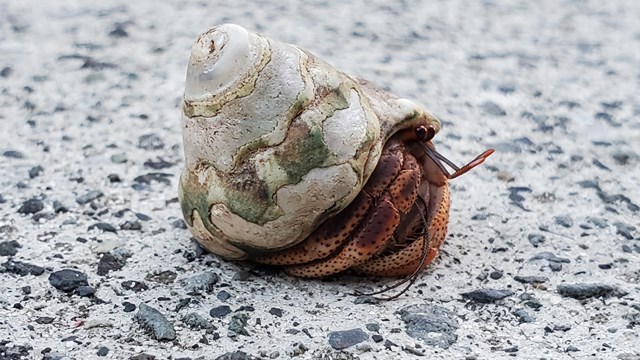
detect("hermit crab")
[179,24,493,297]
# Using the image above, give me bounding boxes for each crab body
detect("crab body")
[179,24,491,279]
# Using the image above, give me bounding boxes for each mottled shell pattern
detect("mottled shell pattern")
[179,24,441,259]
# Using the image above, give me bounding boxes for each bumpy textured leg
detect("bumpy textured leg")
[285,195,400,277]
[283,143,422,278]
[355,184,449,276]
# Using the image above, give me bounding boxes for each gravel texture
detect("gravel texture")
[1,0,639,359]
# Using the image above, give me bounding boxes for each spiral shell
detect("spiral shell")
[179,24,441,259]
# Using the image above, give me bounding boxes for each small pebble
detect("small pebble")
[0,240,21,256]
[61,335,81,343]
[403,345,425,357]
[232,270,251,281]
[530,252,570,263]
[285,342,308,357]
[29,165,44,178]
[107,174,122,183]
[144,157,173,169]
[384,339,398,349]
[2,260,45,276]
[514,275,548,284]
[109,23,129,38]
[121,220,142,231]
[97,347,109,357]
[171,219,187,229]
[514,309,534,323]
[130,353,156,360]
[482,101,507,116]
[137,134,165,150]
[3,150,25,158]
[97,253,124,276]
[554,215,573,228]
[399,304,459,349]
[175,298,191,312]
[553,324,571,332]
[76,190,103,205]
[228,313,250,336]
[235,305,255,312]
[209,305,232,319]
[549,262,563,272]
[217,290,231,301]
[75,286,95,297]
[365,323,380,332]
[52,201,68,213]
[566,345,580,352]
[49,269,89,292]
[110,153,127,164]
[527,233,545,247]
[327,328,368,350]
[269,308,283,317]
[182,313,214,330]
[134,303,176,340]
[587,217,607,228]
[134,173,172,186]
[214,351,257,360]
[524,298,543,310]
[121,280,149,292]
[123,302,137,312]
[461,289,513,303]
[88,222,117,233]
[145,270,177,284]
[181,271,219,293]
[557,283,627,300]
[615,222,636,240]
[17,198,44,214]
[0,66,12,77]
[136,212,152,221]
[35,316,54,324]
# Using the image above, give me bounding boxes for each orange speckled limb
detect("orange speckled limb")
[356,184,450,276]
[283,147,423,277]
[285,195,400,277]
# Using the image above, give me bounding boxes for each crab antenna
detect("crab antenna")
[420,143,494,180]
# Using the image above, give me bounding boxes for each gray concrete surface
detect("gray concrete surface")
[1,0,639,359]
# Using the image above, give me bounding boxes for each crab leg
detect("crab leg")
[356,184,450,277]
[284,149,422,277]
[285,195,400,277]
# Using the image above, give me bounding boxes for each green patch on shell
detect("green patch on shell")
[221,180,271,224]
[179,176,212,230]
[279,128,332,184]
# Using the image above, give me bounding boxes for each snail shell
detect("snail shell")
[179,24,441,259]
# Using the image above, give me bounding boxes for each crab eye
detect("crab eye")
[415,125,436,142]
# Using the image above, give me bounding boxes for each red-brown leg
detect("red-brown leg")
[356,184,450,277]
[285,195,400,278]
